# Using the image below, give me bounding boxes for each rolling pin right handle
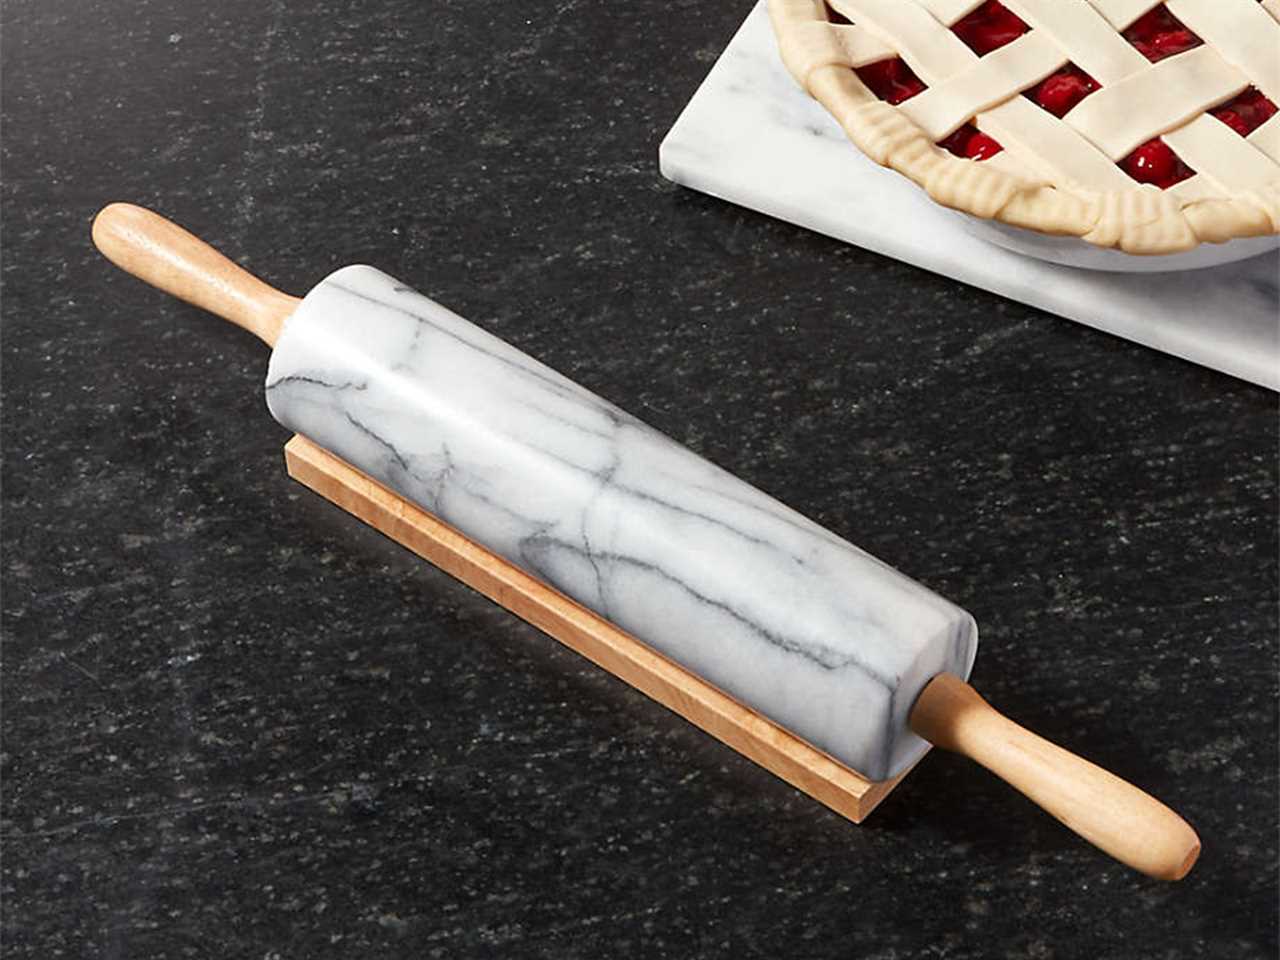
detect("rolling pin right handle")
[92,203,299,348]
[909,673,1200,881]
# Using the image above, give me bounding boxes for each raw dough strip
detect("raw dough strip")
[901,30,1067,141]
[830,24,896,69]
[978,96,1138,192]
[916,0,986,26]
[1063,46,1249,161]
[1164,116,1279,192]
[1086,0,1169,32]
[829,0,975,84]
[1002,0,1150,85]
[1164,0,1280,102]
[1248,112,1280,164]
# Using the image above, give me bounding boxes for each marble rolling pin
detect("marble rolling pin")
[93,203,1199,880]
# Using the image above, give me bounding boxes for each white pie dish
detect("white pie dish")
[955,212,1280,272]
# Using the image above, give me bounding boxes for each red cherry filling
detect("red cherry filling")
[823,2,852,26]
[1211,87,1278,137]
[950,1,1029,56]
[1028,65,1100,118]
[938,123,1004,160]
[1121,139,1195,189]
[966,131,1004,161]
[1123,5,1203,63]
[856,58,926,105]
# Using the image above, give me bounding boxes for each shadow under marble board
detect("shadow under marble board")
[659,2,1280,391]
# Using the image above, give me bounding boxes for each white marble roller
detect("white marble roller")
[264,265,976,781]
[92,203,1200,880]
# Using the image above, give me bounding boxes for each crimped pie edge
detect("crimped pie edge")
[767,0,1280,255]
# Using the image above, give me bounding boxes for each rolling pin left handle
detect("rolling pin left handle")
[92,203,300,348]
[910,674,1200,881]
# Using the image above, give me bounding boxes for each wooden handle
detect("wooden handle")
[910,674,1200,881]
[92,203,299,347]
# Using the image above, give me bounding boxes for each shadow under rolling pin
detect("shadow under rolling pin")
[92,203,1200,881]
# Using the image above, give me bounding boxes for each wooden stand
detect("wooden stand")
[284,434,910,822]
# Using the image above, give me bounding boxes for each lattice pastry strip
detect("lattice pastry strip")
[917,0,986,25]
[1165,116,1279,191]
[1164,0,1280,101]
[829,25,895,68]
[829,0,974,83]
[978,96,1138,191]
[1003,0,1151,84]
[900,30,1065,140]
[1088,1,1170,31]
[1065,46,1250,160]
[1249,113,1280,164]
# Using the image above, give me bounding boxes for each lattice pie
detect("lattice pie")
[769,0,1280,253]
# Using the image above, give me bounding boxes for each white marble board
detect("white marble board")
[659,3,1280,391]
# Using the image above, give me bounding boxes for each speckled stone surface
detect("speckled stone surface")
[1,2,1276,957]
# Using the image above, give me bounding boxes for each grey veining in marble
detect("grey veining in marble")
[264,266,977,780]
[659,2,1280,390]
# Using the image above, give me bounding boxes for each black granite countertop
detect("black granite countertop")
[3,2,1277,957]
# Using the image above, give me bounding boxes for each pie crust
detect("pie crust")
[768,0,1280,253]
